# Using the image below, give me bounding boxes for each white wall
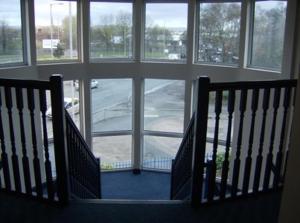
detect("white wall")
[279,70,300,223]
[279,0,300,221]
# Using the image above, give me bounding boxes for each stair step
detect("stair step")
[72,198,187,205]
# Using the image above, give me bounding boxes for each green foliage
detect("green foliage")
[251,3,286,70]
[90,11,132,57]
[61,16,77,50]
[199,3,241,63]
[101,163,113,170]
[53,43,65,58]
[0,20,23,57]
[145,25,172,55]
[216,152,225,171]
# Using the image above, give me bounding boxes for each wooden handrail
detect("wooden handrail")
[209,79,297,91]
[171,76,297,207]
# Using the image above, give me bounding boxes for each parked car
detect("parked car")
[46,97,80,119]
[74,80,99,90]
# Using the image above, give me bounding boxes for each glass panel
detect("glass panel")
[35,0,78,61]
[143,136,182,170]
[45,80,80,136]
[0,0,23,64]
[93,136,132,170]
[92,79,132,132]
[90,2,133,59]
[63,80,80,128]
[207,91,230,141]
[145,3,188,60]
[205,142,228,177]
[144,79,185,133]
[250,1,287,71]
[198,2,241,65]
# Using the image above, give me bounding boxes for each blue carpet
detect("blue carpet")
[101,170,171,200]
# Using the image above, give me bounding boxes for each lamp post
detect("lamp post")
[50,2,64,58]
[69,2,73,59]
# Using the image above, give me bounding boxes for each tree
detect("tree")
[0,20,23,60]
[145,25,172,56]
[115,12,132,56]
[61,16,77,50]
[199,3,241,63]
[252,3,286,69]
[90,12,132,57]
[53,43,64,58]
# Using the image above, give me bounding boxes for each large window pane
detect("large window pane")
[92,79,132,132]
[90,2,133,59]
[63,80,80,128]
[93,136,132,170]
[145,3,187,60]
[143,136,182,170]
[198,1,241,65]
[250,1,287,71]
[35,0,78,61]
[144,79,185,133]
[207,91,230,141]
[45,80,80,140]
[0,0,23,64]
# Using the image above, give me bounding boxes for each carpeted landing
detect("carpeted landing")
[101,170,171,200]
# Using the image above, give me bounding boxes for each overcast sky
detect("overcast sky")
[0,0,284,27]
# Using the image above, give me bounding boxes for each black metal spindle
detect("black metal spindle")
[207,90,222,201]
[39,90,54,200]
[220,90,235,200]
[0,88,11,191]
[263,88,281,191]
[16,88,32,195]
[5,87,21,193]
[273,87,291,188]
[231,89,247,197]
[27,88,43,198]
[253,88,270,193]
[242,89,259,195]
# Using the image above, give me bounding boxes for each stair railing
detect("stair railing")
[0,75,101,204]
[65,111,101,199]
[171,76,297,207]
[170,113,195,200]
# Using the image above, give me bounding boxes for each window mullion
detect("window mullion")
[281,0,298,78]
[133,77,143,172]
[187,0,197,65]
[239,0,250,68]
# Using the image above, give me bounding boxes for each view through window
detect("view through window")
[48,80,80,176]
[143,79,185,170]
[145,2,188,60]
[0,0,23,64]
[35,0,78,61]
[250,0,287,71]
[198,1,241,65]
[90,1,133,59]
[91,79,132,170]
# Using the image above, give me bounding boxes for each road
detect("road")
[48,79,228,170]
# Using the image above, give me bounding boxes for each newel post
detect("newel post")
[191,76,210,207]
[50,74,70,204]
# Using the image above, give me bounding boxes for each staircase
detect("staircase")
[0,75,297,211]
[0,75,100,204]
[170,77,297,206]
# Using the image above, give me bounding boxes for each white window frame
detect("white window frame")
[35,0,81,64]
[0,0,297,172]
